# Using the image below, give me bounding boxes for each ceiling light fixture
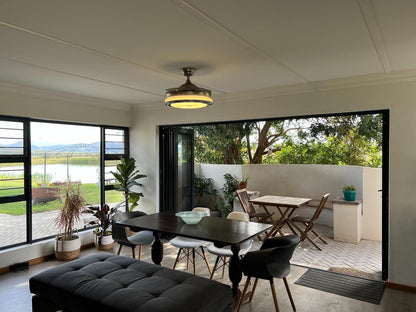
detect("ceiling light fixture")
[165,67,213,109]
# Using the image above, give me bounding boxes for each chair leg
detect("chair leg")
[221,257,227,278]
[200,247,212,275]
[138,245,142,260]
[192,248,196,275]
[270,280,280,312]
[186,249,190,269]
[117,244,123,255]
[173,248,182,269]
[249,278,259,303]
[236,277,251,312]
[283,277,296,311]
[311,229,328,244]
[131,247,136,258]
[210,256,220,279]
[305,234,322,251]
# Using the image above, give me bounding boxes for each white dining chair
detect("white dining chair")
[169,207,212,275]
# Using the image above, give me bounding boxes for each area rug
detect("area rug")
[295,268,385,304]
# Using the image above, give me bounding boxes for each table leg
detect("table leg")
[151,231,163,265]
[229,245,242,299]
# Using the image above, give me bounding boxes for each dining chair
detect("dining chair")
[169,207,212,275]
[236,235,300,312]
[289,193,330,251]
[236,189,275,240]
[207,211,252,280]
[112,211,155,259]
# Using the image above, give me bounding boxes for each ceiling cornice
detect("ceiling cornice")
[133,68,416,112]
[0,81,132,111]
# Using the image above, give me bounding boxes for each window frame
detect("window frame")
[0,115,129,250]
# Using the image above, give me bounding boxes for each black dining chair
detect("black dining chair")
[236,235,300,312]
[112,211,154,259]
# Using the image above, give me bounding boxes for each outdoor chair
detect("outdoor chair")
[289,193,330,251]
[112,211,154,259]
[207,211,252,280]
[236,189,274,240]
[169,207,212,275]
[236,235,300,312]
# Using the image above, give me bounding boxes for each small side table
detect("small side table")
[333,199,362,244]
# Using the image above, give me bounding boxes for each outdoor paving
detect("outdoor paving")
[0,212,382,280]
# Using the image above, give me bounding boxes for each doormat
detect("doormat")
[295,268,385,304]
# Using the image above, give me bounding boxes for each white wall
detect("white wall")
[130,80,416,287]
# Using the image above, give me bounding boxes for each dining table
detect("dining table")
[117,211,272,300]
[250,195,312,237]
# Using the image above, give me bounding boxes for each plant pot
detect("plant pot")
[94,231,114,250]
[343,190,357,201]
[238,181,248,189]
[55,236,81,261]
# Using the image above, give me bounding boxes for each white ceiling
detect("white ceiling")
[1,0,416,110]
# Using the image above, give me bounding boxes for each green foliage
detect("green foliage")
[194,175,221,210]
[85,204,118,237]
[111,156,146,211]
[221,174,238,216]
[342,185,356,191]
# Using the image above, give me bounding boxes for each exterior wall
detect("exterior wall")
[130,80,416,287]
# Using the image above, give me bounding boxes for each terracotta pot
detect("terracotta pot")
[238,181,248,189]
[94,231,114,250]
[55,236,81,261]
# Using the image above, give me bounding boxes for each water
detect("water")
[4,164,102,183]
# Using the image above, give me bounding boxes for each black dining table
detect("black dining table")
[117,212,272,298]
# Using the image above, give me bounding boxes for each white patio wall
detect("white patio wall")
[196,163,382,241]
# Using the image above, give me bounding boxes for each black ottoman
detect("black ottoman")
[29,253,232,312]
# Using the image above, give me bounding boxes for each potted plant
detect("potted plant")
[342,185,357,201]
[111,156,147,211]
[85,204,118,250]
[221,173,239,217]
[194,175,222,217]
[54,183,86,261]
[236,174,249,189]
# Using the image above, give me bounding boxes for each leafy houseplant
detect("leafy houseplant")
[235,174,249,189]
[85,204,118,250]
[111,156,146,211]
[221,173,239,217]
[342,185,357,201]
[54,183,86,260]
[194,175,222,217]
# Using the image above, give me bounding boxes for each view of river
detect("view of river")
[32,164,100,183]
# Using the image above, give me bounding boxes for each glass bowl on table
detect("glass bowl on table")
[175,211,207,225]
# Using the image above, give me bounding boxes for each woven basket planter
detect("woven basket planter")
[54,236,81,261]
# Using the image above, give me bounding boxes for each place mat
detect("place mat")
[295,268,385,304]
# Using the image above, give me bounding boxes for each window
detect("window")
[0,116,128,249]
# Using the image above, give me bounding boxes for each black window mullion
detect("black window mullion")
[100,127,105,207]
[24,119,32,244]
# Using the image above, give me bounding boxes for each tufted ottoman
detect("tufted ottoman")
[29,253,232,312]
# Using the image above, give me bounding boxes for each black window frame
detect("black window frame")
[0,115,129,250]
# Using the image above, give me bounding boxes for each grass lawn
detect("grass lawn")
[0,183,123,216]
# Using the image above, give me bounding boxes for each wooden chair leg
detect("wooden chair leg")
[305,234,322,251]
[236,277,251,312]
[270,280,280,312]
[192,248,196,275]
[138,245,142,260]
[249,278,259,303]
[131,247,136,258]
[200,247,212,275]
[221,257,227,278]
[210,256,220,279]
[117,244,123,255]
[311,229,328,244]
[283,277,296,311]
[173,248,182,269]
[186,249,190,269]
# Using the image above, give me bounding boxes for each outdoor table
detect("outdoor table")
[117,212,272,300]
[250,195,311,236]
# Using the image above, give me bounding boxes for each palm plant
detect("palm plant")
[111,156,146,211]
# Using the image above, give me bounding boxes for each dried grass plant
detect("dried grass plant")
[55,183,86,240]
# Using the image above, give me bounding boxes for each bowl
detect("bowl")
[175,211,207,225]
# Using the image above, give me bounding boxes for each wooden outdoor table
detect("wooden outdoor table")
[250,195,312,237]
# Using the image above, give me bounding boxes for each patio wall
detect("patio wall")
[196,164,382,241]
